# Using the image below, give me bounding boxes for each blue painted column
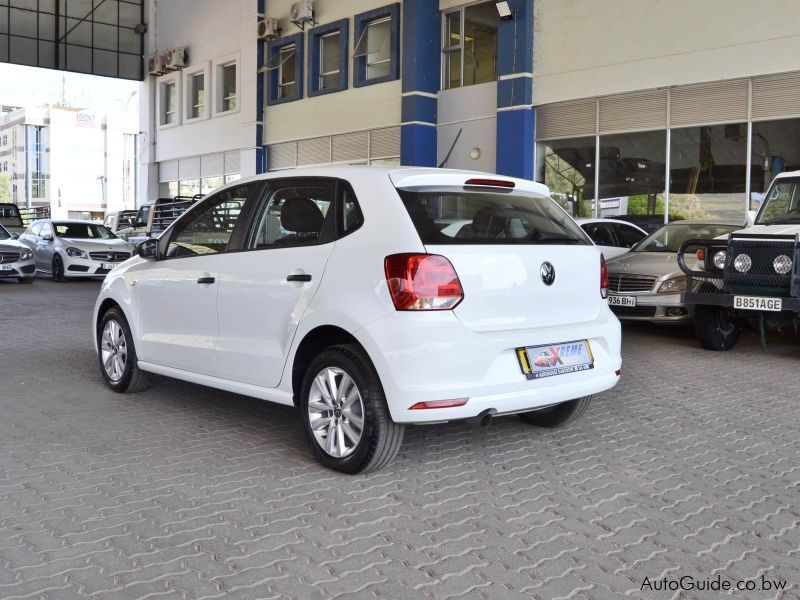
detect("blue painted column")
[496,0,535,179]
[256,0,267,174]
[400,0,440,167]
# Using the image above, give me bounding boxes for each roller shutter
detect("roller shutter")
[224,151,241,175]
[369,126,400,159]
[535,98,596,140]
[159,159,178,182]
[669,79,748,128]
[332,131,369,163]
[298,137,331,166]
[599,89,667,133]
[178,156,200,180]
[200,153,224,178]
[268,142,297,170]
[751,71,800,120]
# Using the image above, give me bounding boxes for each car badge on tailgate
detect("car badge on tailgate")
[540,261,555,286]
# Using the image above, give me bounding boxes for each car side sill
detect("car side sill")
[137,361,295,406]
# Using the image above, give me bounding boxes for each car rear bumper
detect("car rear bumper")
[356,307,622,424]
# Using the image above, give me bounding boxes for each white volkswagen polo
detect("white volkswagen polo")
[93,167,621,473]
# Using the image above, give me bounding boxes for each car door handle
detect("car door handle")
[286,273,312,282]
[197,276,216,285]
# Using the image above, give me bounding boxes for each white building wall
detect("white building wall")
[437,82,496,172]
[263,0,401,144]
[533,0,800,105]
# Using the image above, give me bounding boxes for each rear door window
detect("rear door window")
[613,223,647,247]
[582,223,617,247]
[398,189,590,245]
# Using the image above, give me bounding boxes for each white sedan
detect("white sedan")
[576,218,648,259]
[93,167,622,473]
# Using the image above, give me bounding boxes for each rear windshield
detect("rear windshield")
[398,189,590,245]
[0,205,23,228]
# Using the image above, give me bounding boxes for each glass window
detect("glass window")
[442,3,497,90]
[179,179,202,197]
[191,73,205,119]
[581,222,617,247]
[669,124,747,220]
[53,222,115,239]
[278,45,296,99]
[320,31,341,90]
[39,222,53,238]
[0,224,10,240]
[354,17,391,80]
[749,118,800,211]
[398,190,591,245]
[541,137,596,218]
[202,176,224,194]
[755,177,800,225]
[340,186,364,236]
[28,221,43,236]
[634,222,740,253]
[162,82,176,125]
[247,181,335,249]
[598,130,667,221]
[168,181,179,197]
[167,186,250,257]
[222,64,237,112]
[613,223,647,247]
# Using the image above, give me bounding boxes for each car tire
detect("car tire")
[52,255,64,282]
[519,396,592,428]
[300,344,404,474]
[18,277,33,284]
[97,307,151,393]
[694,305,740,351]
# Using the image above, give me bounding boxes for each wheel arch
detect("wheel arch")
[290,325,373,407]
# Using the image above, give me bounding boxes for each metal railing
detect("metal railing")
[18,206,51,226]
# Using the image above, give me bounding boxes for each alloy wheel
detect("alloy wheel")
[307,366,365,458]
[100,319,128,382]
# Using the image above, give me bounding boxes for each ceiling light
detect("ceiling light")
[496,1,513,20]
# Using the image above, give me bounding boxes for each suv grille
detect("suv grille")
[608,274,658,293]
[89,251,131,262]
[0,251,20,263]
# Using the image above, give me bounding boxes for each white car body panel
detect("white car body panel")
[94,166,622,424]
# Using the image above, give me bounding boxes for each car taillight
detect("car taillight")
[600,254,609,299]
[384,253,464,311]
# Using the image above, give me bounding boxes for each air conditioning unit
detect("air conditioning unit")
[148,55,166,76]
[289,0,314,27]
[257,18,280,40]
[164,47,186,70]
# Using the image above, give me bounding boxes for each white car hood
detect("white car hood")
[59,237,135,253]
[729,224,800,237]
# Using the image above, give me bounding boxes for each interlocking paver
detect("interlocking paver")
[1,278,799,599]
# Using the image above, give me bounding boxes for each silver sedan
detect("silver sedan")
[0,224,35,284]
[606,220,742,323]
[19,219,135,281]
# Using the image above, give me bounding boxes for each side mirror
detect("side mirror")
[745,210,757,228]
[136,238,159,260]
[42,233,54,241]
[11,232,20,240]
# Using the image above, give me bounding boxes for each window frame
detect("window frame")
[267,33,305,105]
[158,182,262,261]
[441,2,498,91]
[157,73,181,129]
[307,19,349,97]
[213,53,241,116]
[353,3,400,88]
[183,62,211,123]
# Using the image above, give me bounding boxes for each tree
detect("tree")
[0,173,11,204]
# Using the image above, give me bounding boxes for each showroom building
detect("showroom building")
[139,0,800,223]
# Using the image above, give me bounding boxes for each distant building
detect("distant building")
[0,105,136,220]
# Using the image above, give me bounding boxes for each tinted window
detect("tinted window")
[247,181,334,249]
[635,224,739,253]
[613,223,647,247]
[756,179,800,224]
[581,223,617,247]
[54,223,115,239]
[167,186,249,257]
[398,190,590,245]
[0,224,10,240]
[340,186,364,236]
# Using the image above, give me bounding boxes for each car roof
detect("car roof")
[659,219,742,227]
[575,218,644,226]
[773,170,800,180]
[41,219,104,225]
[211,166,552,197]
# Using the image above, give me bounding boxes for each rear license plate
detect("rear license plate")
[518,340,594,380]
[102,262,115,270]
[734,296,782,312]
[608,295,636,307]
[0,264,12,271]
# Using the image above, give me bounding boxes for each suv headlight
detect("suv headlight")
[65,247,88,258]
[712,250,727,270]
[20,249,32,260]
[658,276,687,293]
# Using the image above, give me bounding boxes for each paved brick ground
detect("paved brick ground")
[1,278,799,600]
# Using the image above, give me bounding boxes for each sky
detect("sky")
[0,63,140,116]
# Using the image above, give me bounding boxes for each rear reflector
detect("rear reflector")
[464,178,515,189]
[409,399,469,410]
[385,253,464,310]
[615,370,621,376]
